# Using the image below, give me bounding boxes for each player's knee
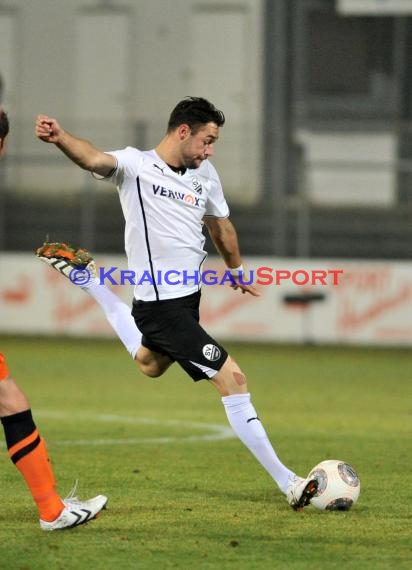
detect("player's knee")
[143,367,163,378]
[227,356,248,389]
[135,359,163,378]
[210,359,248,395]
[210,374,248,396]
[135,352,172,378]
[232,368,247,389]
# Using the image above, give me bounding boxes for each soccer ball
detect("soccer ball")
[308,459,360,511]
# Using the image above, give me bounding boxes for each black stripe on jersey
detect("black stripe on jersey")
[136,177,159,300]
[198,254,207,291]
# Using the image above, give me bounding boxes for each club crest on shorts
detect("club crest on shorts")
[202,344,221,362]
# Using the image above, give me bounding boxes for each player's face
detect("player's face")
[181,122,219,169]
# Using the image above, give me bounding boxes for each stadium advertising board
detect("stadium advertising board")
[1,254,412,346]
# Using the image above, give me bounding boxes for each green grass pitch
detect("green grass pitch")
[0,336,411,569]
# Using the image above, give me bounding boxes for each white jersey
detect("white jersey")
[102,147,229,301]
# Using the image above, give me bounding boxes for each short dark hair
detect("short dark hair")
[167,97,225,134]
[0,110,9,139]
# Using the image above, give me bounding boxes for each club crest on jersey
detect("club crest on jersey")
[191,176,203,195]
[202,344,221,362]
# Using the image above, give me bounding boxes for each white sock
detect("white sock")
[222,393,294,493]
[82,280,141,358]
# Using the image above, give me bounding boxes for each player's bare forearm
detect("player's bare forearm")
[35,114,116,177]
[55,131,114,176]
[204,217,261,297]
[204,216,242,269]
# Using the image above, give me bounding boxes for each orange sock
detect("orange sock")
[2,410,64,522]
[0,353,10,381]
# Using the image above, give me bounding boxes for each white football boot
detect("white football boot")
[40,494,108,531]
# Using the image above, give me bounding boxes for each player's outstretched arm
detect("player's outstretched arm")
[35,114,116,178]
[204,216,260,296]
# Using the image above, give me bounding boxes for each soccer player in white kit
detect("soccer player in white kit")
[35,97,317,510]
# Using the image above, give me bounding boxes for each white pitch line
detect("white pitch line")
[22,410,236,446]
